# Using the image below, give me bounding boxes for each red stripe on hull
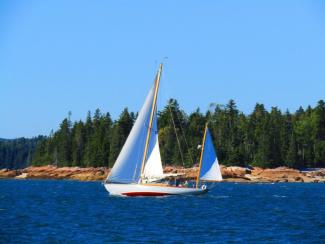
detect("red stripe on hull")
[122,192,172,197]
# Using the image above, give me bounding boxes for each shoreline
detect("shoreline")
[1,165,325,183]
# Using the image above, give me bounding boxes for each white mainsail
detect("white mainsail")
[107,83,156,183]
[199,128,223,181]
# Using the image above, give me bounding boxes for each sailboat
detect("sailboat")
[104,64,222,196]
[196,124,223,187]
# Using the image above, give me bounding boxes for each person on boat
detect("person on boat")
[175,179,180,187]
[183,180,189,187]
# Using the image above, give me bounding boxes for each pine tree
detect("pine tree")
[71,121,85,167]
[102,113,113,167]
[269,107,283,167]
[56,115,72,166]
[224,100,241,165]
[250,104,271,167]
[83,111,93,166]
[313,100,325,166]
[314,100,325,140]
[286,132,297,168]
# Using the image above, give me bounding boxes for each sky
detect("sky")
[0,0,325,138]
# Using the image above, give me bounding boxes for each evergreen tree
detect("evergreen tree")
[102,113,113,167]
[313,100,325,166]
[269,107,283,167]
[56,115,72,166]
[224,100,241,164]
[83,111,93,166]
[71,121,85,167]
[286,132,297,168]
[250,104,271,167]
[314,100,325,140]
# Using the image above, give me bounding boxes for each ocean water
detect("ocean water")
[1,180,325,243]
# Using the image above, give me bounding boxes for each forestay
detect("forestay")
[199,128,223,181]
[107,84,155,183]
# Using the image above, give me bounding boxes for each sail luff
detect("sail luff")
[196,123,208,188]
[139,63,163,182]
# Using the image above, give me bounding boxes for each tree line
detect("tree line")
[1,99,325,169]
[0,137,44,169]
[31,99,325,169]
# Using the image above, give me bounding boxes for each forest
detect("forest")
[31,99,325,169]
[0,137,44,169]
[1,99,325,169]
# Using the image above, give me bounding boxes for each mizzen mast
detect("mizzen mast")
[196,123,208,188]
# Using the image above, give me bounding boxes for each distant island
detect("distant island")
[1,99,325,171]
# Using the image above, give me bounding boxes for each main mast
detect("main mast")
[196,123,208,188]
[139,63,163,183]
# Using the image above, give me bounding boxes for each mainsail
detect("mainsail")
[107,65,164,183]
[107,83,156,183]
[199,128,223,181]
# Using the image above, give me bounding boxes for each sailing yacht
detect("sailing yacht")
[104,64,222,196]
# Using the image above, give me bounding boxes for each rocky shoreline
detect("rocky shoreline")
[1,165,325,183]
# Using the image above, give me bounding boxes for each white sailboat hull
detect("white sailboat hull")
[104,183,208,197]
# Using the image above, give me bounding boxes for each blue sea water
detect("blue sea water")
[1,180,325,243]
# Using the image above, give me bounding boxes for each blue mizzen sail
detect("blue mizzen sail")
[199,128,223,181]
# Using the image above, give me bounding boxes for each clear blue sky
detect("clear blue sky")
[1,0,325,138]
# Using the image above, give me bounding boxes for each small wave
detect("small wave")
[272,195,286,198]
[209,195,229,199]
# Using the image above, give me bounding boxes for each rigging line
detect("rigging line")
[168,102,185,167]
[162,86,194,166]
[173,106,194,166]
